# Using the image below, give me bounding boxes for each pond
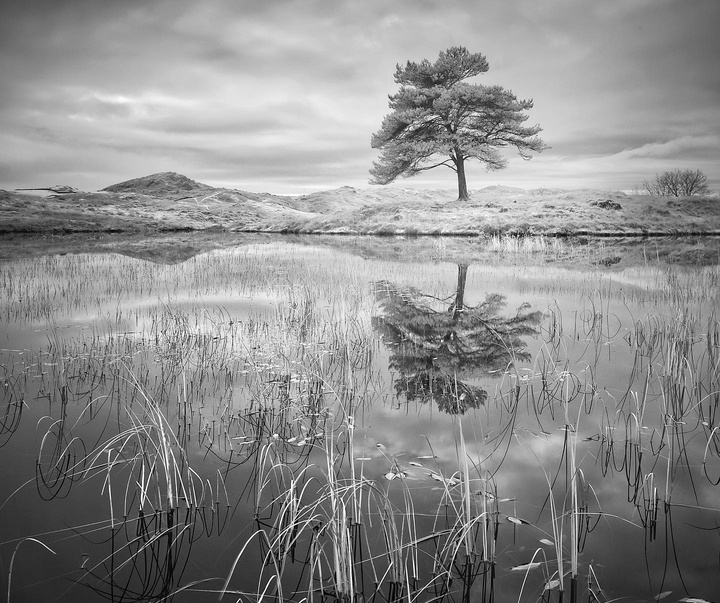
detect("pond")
[1,234,719,603]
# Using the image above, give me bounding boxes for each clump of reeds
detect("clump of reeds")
[486,234,568,257]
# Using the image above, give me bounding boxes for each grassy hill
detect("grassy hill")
[1,171,719,236]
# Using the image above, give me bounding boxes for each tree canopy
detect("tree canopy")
[370,47,546,200]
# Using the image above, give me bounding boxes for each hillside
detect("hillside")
[1,172,719,236]
[102,171,213,196]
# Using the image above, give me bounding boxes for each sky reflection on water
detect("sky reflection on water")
[0,236,719,602]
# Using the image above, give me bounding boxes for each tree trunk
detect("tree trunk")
[456,156,469,201]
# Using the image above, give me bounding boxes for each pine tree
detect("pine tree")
[370,47,546,200]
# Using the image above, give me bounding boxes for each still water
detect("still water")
[0,234,718,603]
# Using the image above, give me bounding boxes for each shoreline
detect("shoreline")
[3,230,720,269]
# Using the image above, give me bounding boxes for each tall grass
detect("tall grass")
[2,238,720,601]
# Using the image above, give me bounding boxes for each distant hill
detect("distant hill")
[103,172,212,196]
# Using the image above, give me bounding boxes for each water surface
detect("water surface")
[1,234,718,602]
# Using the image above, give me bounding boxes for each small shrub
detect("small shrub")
[642,169,710,197]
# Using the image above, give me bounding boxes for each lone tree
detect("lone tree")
[642,168,711,197]
[370,46,546,201]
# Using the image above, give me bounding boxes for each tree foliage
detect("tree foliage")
[370,47,546,200]
[642,169,711,197]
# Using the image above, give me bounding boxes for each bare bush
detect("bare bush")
[642,169,710,197]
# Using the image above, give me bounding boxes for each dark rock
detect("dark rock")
[590,200,623,211]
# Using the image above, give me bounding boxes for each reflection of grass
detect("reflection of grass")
[7,538,56,603]
[2,241,720,601]
[487,234,567,256]
[505,277,720,600]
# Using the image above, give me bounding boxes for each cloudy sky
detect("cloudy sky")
[1,0,719,194]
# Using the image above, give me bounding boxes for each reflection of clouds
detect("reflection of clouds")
[5,245,720,599]
[29,293,278,342]
[355,405,476,480]
[474,412,720,598]
[356,347,720,600]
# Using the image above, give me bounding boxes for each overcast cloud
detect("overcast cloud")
[1,0,718,193]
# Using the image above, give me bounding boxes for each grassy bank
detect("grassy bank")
[2,173,719,236]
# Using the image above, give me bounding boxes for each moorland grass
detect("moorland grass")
[2,185,720,236]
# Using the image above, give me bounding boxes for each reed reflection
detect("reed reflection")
[373,264,542,414]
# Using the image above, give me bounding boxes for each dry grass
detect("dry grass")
[2,177,720,236]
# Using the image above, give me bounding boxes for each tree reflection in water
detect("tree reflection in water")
[373,264,543,414]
